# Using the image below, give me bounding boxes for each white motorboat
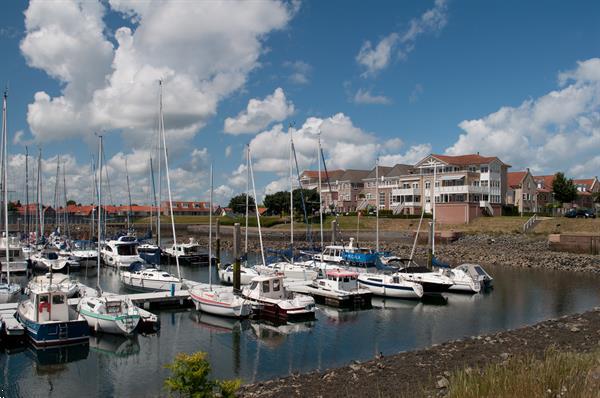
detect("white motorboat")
[16,281,89,346]
[163,238,209,265]
[312,238,374,265]
[101,236,143,269]
[190,285,251,318]
[30,250,70,273]
[396,262,455,293]
[357,272,424,299]
[452,263,493,291]
[0,235,22,259]
[241,275,315,322]
[289,269,373,308]
[78,295,140,335]
[255,261,319,281]
[70,241,98,267]
[120,268,185,292]
[218,264,260,285]
[28,273,79,298]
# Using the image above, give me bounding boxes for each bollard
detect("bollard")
[233,222,241,293]
[331,220,337,244]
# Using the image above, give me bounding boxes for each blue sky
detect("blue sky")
[1,0,600,205]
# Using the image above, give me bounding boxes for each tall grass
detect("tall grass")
[446,349,600,398]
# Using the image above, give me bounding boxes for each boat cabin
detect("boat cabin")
[104,241,139,256]
[316,238,375,264]
[247,276,290,300]
[30,286,69,323]
[319,270,360,291]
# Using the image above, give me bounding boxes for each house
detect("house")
[332,169,371,213]
[533,175,556,211]
[506,169,537,213]
[299,169,345,213]
[413,154,510,223]
[162,201,212,216]
[573,177,599,209]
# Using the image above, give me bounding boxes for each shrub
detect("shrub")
[164,352,240,398]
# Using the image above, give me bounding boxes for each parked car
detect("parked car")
[565,208,596,218]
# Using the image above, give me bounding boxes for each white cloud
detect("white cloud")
[13,130,33,146]
[353,88,391,105]
[283,60,312,84]
[224,87,295,135]
[21,0,294,147]
[356,33,399,77]
[380,143,432,166]
[225,145,232,158]
[213,185,234,205]
[446,58,600,177]
[356,0,448,77]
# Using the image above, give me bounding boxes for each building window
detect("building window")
[425,181,431,189]
[480,166,489,173]
[379,192,385,206]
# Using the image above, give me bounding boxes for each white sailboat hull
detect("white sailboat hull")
[120,273,184,292]
[79,312,139,335]
[357,275,424,299]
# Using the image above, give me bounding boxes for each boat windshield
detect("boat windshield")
[46,252,58,260]
[117,244,137,256]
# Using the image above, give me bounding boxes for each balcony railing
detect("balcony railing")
[391,188,420,196]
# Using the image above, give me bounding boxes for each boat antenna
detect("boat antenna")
[208,163,213,288]
[248,146,266,267]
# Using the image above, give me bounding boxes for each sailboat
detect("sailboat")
[0,89,21,304]
[190,165,252,318]
[78,135,140,335]
[120,80,186,292]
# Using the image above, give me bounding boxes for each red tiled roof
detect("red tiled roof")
[507,171,527,188]
[573,179,594,188]
[302,170,345,179]
[537,188,552,193]
[534,175,555,188]
[431,154,507,166]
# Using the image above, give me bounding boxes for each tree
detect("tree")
[292,188,320,217]
[227,193,255,213]
[66,199,77,206]
[164,352,240,398]
[552,172,578,205]
[263,191,290,216]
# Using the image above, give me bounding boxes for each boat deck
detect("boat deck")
[286,281,372,308]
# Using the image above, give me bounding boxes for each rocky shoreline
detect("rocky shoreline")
[182,231,599,274]
[239,307,600,398]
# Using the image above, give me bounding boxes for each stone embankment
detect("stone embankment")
[239,307,600,398]
[184,231,599,274]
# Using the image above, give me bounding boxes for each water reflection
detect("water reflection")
[89,334,140,358]
[2,263,600,397]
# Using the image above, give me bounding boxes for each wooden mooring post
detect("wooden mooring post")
[331,220,337,244]
[233,222,241,293]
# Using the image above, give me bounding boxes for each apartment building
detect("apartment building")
[161,201,211,216]
[506,170,537,213]
[300,153,510,223]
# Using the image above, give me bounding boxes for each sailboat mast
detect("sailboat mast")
[63,160,69,238]
[432,162,437,256]
[244,144,249,256]
[208,164,213,288]
[125,158,132,232]
[289,126,293,251]
[159,80,181,279]
[157,85,162,247]
[37,149,43,242]
[96,135,103,290]
[2,90,10,284]
[248,147,265,267]
[25,146,29,241]
[150,157,157,238]
[53,156,60,231]
[375,157,379,253]
[317,133,323,250]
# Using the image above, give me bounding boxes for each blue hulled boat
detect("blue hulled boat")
[16,278,89,346]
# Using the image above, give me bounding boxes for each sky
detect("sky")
[1,0,599,206]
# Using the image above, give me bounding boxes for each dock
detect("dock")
[286,280,372,308]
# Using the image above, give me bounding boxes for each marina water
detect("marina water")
[2,253,600,397]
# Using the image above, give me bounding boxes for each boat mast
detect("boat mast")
[37,149,43,242]
[125,157,132,232]
[159,80,181,279]
[317,132,323,251]
[2,89,10,284]
[248,147,265,267]
[96,135,103,293]
[150,157,157,239]
[289,125,293,253]
[156,85,162,248]
[53,155,60,232]
[244,144,249,258]
[62,160,70,239]
[208,164,213,288]
[25,146,29,242]
[375,157,379,253]
[432,161,437,257]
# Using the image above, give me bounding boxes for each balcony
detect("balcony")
[436,185,500,195]
[392,188,420,196]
